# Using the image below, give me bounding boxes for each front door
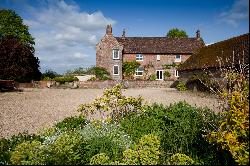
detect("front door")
[156,70,163,80]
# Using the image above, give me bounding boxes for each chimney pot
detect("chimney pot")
[106,24,112,35]
[122,29,126,38]
[196,29,200,38]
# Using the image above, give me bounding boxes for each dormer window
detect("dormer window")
[175,55,181,62]
[136,54,143,61]
[113,49,119,59]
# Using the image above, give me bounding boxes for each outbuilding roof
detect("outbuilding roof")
[178,33,249,71]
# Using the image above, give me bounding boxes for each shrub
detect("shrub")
[161,101,234,165]
[90,153,110,165]
[122,61,140,79]
[168,153,194,165]
[10,140,45,165]
[88,67,111,80]
[78,122,132,163]
[120,110,165,142]
[55,115,87,131]
[78,84,143,123]
[122,134,161,165]
[176,81,187,91]
[53,76,78,84]
[41,69,59,79]
[42,76,52,81]
[207,71,249,165]
[149,74,157,80]
[0,132,43,165]
[164,70,171,77]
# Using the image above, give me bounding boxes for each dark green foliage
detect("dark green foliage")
[0,132,43,165]
[120,113,165,142]
[41,69,60,80]
[164,70,171,77]
[53,76,79,84]
[88,67,111,80]
[0,36,41,82]
[55,115,87,131]
[0,9,35,49]
[166,28,188,38]
[122,61,140,78]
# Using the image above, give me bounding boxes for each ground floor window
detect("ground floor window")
[113,65,119,75]
[156,70,163,80]
[135,67,144,76]
[175,70,179,77]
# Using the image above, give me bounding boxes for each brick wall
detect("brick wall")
[96,34,123,80]
[123,53,191,80]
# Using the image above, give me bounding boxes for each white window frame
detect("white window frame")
[135,67,144,76]
[136,54,143,61]
[113,65,119,75]
[156,70,164,80]
[156,55,160,61]
[112,49,119,60]
[175,69,179,77]
[175,55,181,62]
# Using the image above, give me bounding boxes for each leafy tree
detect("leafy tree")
[0,9,35,50]
[41,69,60,79]
[0,36,41,82]
[166,28,188,38]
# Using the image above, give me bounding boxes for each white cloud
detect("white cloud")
[218,0,249,27]
[23,0,115,74]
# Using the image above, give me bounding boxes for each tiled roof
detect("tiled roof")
[115,37,205,54]
[178,33,249,71]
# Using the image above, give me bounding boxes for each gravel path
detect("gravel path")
[0,88,220,138]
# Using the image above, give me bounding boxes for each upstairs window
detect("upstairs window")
[175,55,181,62]
[157,55,160,61]
[113,49,119,59]
[136,54,143,61]
[113,65,119,75]
[135,67,144,76]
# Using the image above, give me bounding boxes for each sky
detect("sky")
[0,0,249,74]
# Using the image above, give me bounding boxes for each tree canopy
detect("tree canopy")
[0,9,35,50]
[0,35,41,82]
[166,28,188,38]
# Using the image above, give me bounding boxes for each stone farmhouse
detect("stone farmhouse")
[96,25,205,80]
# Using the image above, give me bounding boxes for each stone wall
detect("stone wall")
[77,80,174,89]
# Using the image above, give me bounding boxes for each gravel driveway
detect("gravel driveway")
[0,88,220,138]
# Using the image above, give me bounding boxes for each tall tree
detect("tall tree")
[0,9,35,50]
[166,28,188,38]
[0,36,41,82]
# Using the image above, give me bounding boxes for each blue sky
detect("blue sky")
[0,0,249,74]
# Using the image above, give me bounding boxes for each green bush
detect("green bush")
[164,70,171,77]
[10,140,45,165]
[122,134,161,165]
[149,74,157,80]
[0,132,43,165]
[53,76,78,84]
[176,81,187,91]
[88,67,111,80]
[55,115,87,131]
[77,122,132,163]
[122,61,140,78]
[90,153,110,165]
[168,153,194,165]
[120,111,165,142]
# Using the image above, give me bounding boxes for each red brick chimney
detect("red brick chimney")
[106,24,112,35]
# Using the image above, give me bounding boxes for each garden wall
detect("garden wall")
[16,80,174,89]
[77,80,174,89]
